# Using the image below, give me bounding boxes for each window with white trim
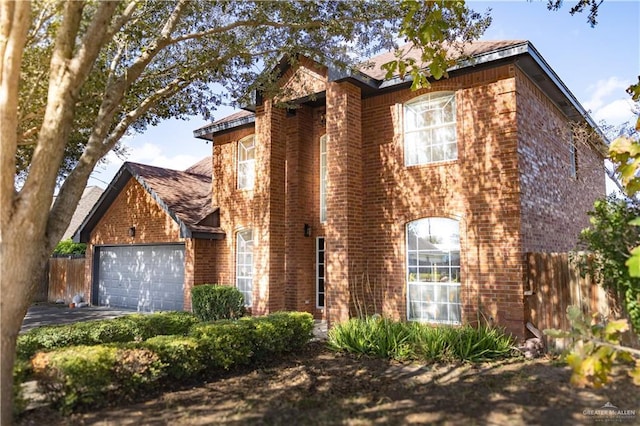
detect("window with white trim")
[237,135,255,190]
[406,217,461,324]
[316,237,325,308]
[320,134,327,223]
[404,92,457,166]
[236,229,254,306]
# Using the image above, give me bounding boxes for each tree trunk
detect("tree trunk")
[1,229,49,425]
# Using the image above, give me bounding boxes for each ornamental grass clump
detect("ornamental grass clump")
[328,316,516,363]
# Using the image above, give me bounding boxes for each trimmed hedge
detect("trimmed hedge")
[29,312,314,413]
[32,346,163,412]
[191,284,246,321]
[17,311,199,361]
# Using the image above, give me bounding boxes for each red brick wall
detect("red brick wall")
[359,65,526,337]
[202,60,604,340]
[283,105,318,315]
[325,81,364,326]
[83,177,188,307]
[210,126,255,290]
[516,68,606,252]
[209,106,328,318]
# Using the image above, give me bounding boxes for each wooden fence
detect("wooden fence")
[46,256,86,303]
[525,252,617,350]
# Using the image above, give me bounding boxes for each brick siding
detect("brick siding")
[87,59,605,340]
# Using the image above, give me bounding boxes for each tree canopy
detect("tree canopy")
[12,0,490,187]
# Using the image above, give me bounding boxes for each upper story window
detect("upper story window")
[569,134,577,178]
[237,135,255,190]
[320,134,327,223]
[404,92,457,166]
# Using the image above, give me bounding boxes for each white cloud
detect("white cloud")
[592,98,636,127]
[87,142,206,188]
[584,76,629,112]
[128,143,203,170]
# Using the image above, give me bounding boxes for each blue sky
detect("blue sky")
[90,0,640,188]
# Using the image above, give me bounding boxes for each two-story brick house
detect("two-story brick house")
[76,40,605,339]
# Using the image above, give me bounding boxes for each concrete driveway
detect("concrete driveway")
[21,303,137,333]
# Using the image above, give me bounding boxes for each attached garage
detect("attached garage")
[74,161,225,313]
[95,244,185,311]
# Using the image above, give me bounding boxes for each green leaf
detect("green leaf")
[603,319,629,339]
[626,245,640,277]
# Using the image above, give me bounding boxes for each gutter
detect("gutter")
[193,114,256,140]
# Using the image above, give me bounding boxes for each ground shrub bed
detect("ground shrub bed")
[328,316,517,362]
[17,311,199,361]
[21,312,315,414]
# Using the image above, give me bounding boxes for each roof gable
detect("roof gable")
[74,162,224,242]
[277,56,328,103]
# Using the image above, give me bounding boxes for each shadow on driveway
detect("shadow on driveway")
[21,303,138,333]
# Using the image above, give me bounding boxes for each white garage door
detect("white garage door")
[96,244,185,312]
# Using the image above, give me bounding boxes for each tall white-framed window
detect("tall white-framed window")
[569,134,577,178]
[404,92,457,166]
[237,135,255,190]
[406,217,461,324]
[319,134,327,223]
[236,229,254,307]
[316,237,325,308]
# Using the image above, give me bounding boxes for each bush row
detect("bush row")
[17,311,199,361]
[327,316,516,362]
[29,312,314,413]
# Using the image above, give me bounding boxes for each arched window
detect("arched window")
[404,92,457,166]
[406,217,461,324]
[319,134,327,223]
[236,229,254,306]
[237,135,255,190]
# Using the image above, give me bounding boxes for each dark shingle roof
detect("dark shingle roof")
[360,40,527,80]
[74,162,223,242]
[184,156,212,177]
[58,186,104,240]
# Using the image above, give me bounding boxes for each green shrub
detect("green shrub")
[112,348,164,395]
[328,317,515,362]
[32,345,119,412]
[32,345,163,413]
[118,311,199,337]
[189,321,254,369]
[142,336,204,380]
[579,196,640,334]
[246,312,315,360]
[53,239,86,255]
[17,311,198,361]
[27,311,315,413]
[191,284,246,322]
